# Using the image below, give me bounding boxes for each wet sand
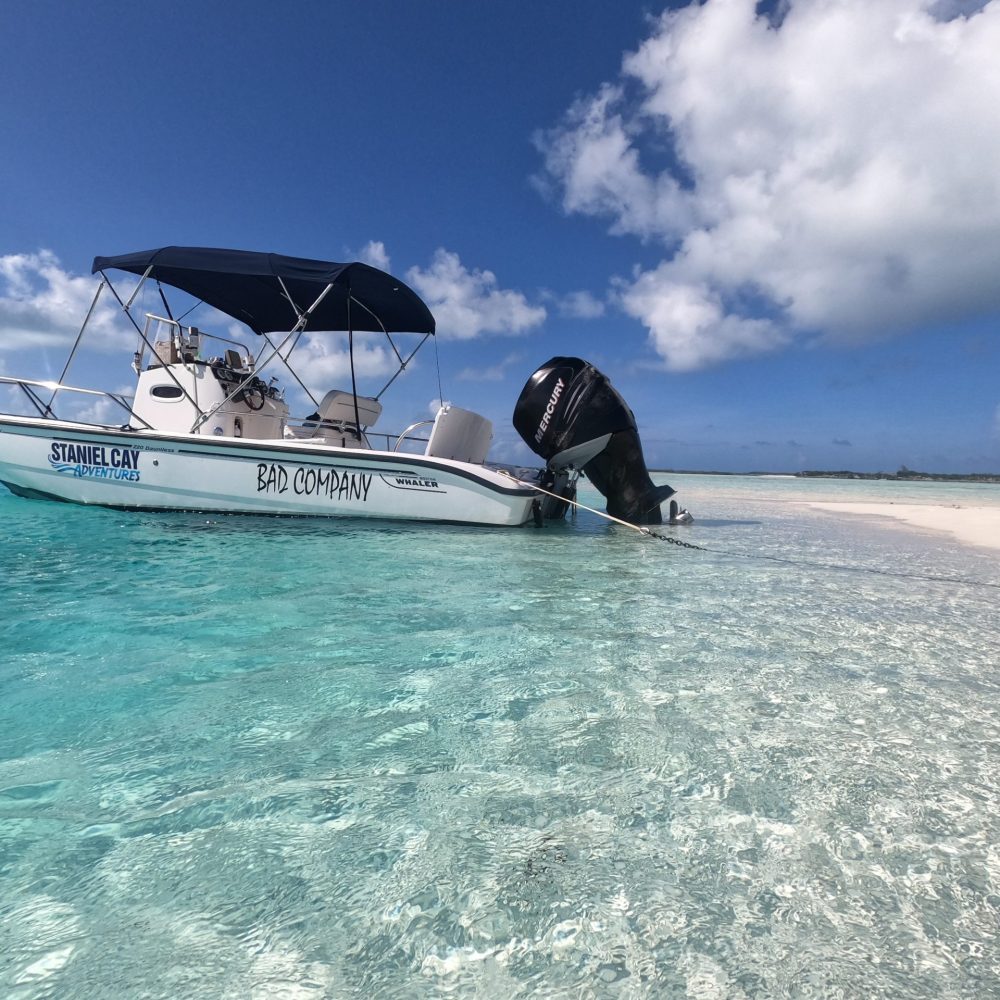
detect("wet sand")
[803,501,1000,553]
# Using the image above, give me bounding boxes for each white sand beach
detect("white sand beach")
[803,501,1000,553]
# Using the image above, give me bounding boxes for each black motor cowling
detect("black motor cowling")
[513,357,675,525]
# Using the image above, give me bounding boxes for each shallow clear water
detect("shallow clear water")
[1,476,998,999]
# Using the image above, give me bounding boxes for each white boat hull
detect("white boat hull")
[0,417,537,527]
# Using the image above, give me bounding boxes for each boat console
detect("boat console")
[131,316,288,439]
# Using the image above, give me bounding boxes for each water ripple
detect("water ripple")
[1,481,998,997]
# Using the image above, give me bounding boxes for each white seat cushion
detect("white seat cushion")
[424,405,493,464]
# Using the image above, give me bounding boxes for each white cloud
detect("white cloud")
[66,384,137,426]
[358,240,391,271]
[534,84,696,242]
[456,351,524,382]
[0,381,23,416]
[537,0,1000,370]
[551,289,606,319]
[0,251,133,355]
[406,249,546,340]
[292,332,398,396]
[618,267,788,369]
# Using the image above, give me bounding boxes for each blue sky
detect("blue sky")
[2,0,998,473]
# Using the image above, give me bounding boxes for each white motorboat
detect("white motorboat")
[0,247,539,526]
[0,246,689,529]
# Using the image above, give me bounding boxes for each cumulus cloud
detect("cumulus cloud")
[357,242,550,337]
[548,289,607,319]
[536,0,1000,370]
[618,267,788,368]
[293,332,397,395]
[358,240,391,271]
[456,351,524,382]
[0,251,132,354]
[406,249,546,340]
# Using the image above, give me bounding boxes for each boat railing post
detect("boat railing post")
[16,379,52,419]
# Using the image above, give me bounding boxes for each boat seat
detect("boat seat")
[285,391,381,445]
[284,425,368,447]
[311,390,382,428]
[424,404,493,464]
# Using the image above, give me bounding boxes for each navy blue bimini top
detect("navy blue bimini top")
[93,246,435,336]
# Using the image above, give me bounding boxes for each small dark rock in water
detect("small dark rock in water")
[521,836,568,878]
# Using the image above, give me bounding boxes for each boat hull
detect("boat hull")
[0,417,537,527]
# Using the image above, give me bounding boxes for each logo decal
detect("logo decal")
[256,463,372,502]
[535,377,565,443]
[48,441,141,482]
[381,474,444,492]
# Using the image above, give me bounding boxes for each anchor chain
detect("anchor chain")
[647,531,707,551]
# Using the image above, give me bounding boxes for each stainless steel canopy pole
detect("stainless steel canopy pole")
[347,291,362,436]
[44,280,106,417]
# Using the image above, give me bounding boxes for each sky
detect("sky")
[1,0,999,473]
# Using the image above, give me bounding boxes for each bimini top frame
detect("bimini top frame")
[90,246,438,434]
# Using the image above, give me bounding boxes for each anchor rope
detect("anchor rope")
[501,472,652,534]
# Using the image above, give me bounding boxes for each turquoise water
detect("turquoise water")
[1,476,999,998]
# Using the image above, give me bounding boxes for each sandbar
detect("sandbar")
[802,501,1000,553]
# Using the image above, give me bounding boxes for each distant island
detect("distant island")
[652,466,1000,483]
[796,467,1000,483]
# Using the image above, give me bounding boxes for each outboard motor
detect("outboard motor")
[513,357,678,526]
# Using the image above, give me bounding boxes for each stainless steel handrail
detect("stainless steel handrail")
[282,419,431,453]
[393,419,435,452]
[0,376,151,428]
